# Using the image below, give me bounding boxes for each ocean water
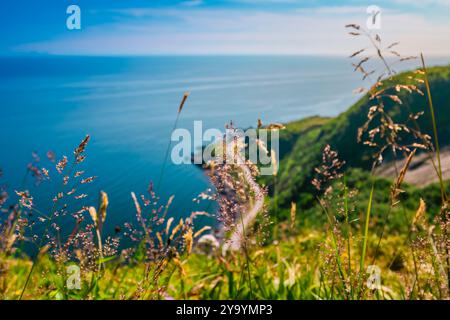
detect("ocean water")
[1,55,445,240]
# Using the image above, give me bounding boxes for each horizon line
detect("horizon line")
[2,53,450,59]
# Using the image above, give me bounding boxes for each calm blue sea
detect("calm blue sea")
[1,55,447,241]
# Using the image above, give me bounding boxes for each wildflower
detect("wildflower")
[0,190,7,207]
[166,217,174,235]
[15,190,33,209]
[56,156,68,174]
[391,149,416,204]
[183,227,193,254]
[266,123,286,130]
[74,135,90,157]
[413,198,426,227]
[348,24,427,167]
[131,191,143,220]
[173,254,186,276]
[312,145,345,192]
[75,206,88,215]
[98,191,108,224]
[345,23,360,30]
[46,151,56,162]
[27,164,43,184]
[349,48,365,58]
[88,192,108,229]
[42,168,49,178]
[76,155,86,164]
[169,219,184,241]
[74,171,84,178]
[81,176,97,184]
[178,92,190,114]
[156,232,164,248]
[257,118,263,128]
[194,226,212,238]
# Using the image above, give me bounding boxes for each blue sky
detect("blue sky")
[1,0,450,56]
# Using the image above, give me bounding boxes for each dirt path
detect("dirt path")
[378,147,450,185]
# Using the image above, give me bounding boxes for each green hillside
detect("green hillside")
[273,65,450,211]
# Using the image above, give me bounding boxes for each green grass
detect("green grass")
[0,225,417,300]
[2,65,450,300]
[272,65,450,211]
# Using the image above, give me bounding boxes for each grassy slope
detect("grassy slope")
[3,67,450,301]
[274,65,450,211]
[2,229,409,300]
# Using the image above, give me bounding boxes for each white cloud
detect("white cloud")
[393,0,450,7]
[296,6,368,14]
[15,6,450,56]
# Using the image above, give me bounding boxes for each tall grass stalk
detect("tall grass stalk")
[420,53,450,291]
[317,197,348,298]
[343,176,353,298]
[357,183,374,298]
[19,162,78,300]
[272,175,278,240]
[156,92,190,191]
[238,210,254,299]
[420,54,446,200]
